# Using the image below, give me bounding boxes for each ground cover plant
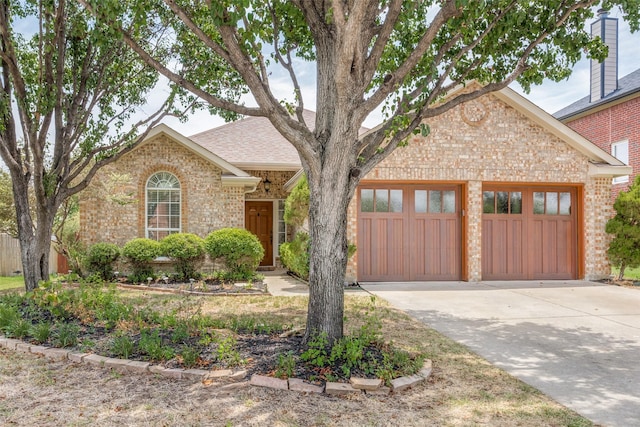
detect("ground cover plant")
[0,281,421,382]
[0,286,592,426]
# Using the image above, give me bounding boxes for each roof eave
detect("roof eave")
[232,162,302,172]
[221,175,261,193]
[588,163,632,177]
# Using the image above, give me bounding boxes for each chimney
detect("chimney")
[590,9,618,103]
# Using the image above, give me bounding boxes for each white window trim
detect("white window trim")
[611,140,629,185]
[145,172,182,240]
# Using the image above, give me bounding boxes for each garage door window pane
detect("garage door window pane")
[390,190,403,212]
[533,192,545,214]
[443,191,455,213]
[559,192,571,215]
[429,191,441,213]
[415,190,427,213]
[510,192,522,214]
[546,192,558,215]
[483,191,495,213]
[376,189,389,212]
[496,192,509,214]
[361,189,374,212]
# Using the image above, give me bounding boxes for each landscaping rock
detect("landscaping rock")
[182,369,208,381]
[29,345,49,355]
[67,352,89,363]
[418,359,433,379]
[42,348,70,361]
[206,369,233,378]
[104,357,131,372]
[288,378,324,394]
[350,377,382,390]
[1,338,21,350]
[228,370,247,381]
[325,382,362,396]
[125,361,150,374]
[148,365,167,375]
[250,375,288,390]
[390,374,423,392]
[159,368,183,379]
[83,354,109,367]
[15,343,31,353]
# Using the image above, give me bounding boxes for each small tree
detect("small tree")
[606,177,640,280]
[160,233,206,281]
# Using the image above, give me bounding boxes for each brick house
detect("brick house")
[79,86,628,282]
[554,10,640,201]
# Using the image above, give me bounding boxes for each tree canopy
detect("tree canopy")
[0,0,183,290]
[85,0,640,342]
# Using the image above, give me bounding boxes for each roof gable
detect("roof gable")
[491,86,629,175]
[140,124,260,189]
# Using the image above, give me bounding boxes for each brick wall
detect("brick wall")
[345,93,612,281]
[563,95,640,201]
[79,134,246,246]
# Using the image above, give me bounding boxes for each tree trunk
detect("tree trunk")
[303,125,358,344]
[617,262,626,281]
[19,229,52,291]
[11,175,55,291]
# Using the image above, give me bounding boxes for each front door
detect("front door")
[245,201,273,266]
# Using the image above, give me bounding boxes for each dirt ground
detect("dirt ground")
[0,293,592,427]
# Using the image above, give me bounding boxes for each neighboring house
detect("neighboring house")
[554,10,640,201]
[79,87,628,282]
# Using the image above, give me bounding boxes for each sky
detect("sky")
[159,7,640,136]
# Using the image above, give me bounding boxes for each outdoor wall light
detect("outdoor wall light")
[263,177,271,193]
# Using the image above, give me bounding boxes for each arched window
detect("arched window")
[146,172,181,240]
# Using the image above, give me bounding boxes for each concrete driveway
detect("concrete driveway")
[361,280,640,427]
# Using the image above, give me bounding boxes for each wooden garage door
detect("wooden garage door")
[482,187,577,280]
[358,185,461,281]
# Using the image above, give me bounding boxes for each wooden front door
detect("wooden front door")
[245,201,273,266]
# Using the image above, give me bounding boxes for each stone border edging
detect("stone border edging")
[0,335,432,396]
[115,283,270,297]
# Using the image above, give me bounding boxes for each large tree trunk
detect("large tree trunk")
[303,123,359,344]
[12,175,55,291]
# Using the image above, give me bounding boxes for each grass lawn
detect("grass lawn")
[0,276,24,291]
[0,286,592,426]
[612,265,640,280]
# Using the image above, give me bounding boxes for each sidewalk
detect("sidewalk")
[262,270,366,296]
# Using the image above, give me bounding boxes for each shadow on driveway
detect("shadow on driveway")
[362,281,640,427]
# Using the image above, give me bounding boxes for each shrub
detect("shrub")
[204,228,264,279]
[85,242,120,281]
[279,231,310,280]
[280,232,356,281]
[122,238,162,282]
[160,233,206,281]
[606,176,640,280]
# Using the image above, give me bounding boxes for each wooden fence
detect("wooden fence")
[0,233,58,276]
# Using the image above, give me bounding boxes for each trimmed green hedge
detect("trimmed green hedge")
[122,238,162,283]
[160,233,206,281]
[205,228,264,279]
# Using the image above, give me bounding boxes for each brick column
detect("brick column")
[467,180,483,281]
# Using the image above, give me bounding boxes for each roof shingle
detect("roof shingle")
[554,68,640,120]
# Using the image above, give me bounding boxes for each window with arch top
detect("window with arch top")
[146,171,181,240]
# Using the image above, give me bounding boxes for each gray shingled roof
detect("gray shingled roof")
[554,67,640,120]
[189,111,316,170]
